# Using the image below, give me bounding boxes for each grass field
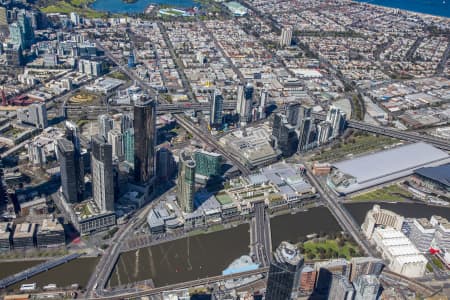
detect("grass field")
[431,256,445,270]
[301,239,360,260]
[187,224,225,237]
[311,133,400,163]
[108,71,129,81]
[351,184,412,202]
[41,0,106,18]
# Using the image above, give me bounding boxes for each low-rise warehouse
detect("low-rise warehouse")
[327,142,450,195]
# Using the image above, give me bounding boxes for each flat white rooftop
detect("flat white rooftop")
[331,142,450,194]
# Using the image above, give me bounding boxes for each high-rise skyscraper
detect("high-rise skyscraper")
[70,12,80,26]
[156,147,176,182]
[9,22,24,48]
[17,102,48,129]
[326,105,347,138]
[107,129,124,161]
[266,241,304,300]
[4,43,24,66]
[64,121,85,199]
[353,275,381,300]
[91,135,114,212]
[280,27,293,47]
[258,88,269,119]
[315,259,351,296]
[10,12,34,49]
[236,82,254,125]
[57,139,81,203]
[296,105,313,152]
[119,113,133,133]
[193,149,222,178]
[124,128,134,165]
[177,151,196,214]
[210,89,224,127]
[133,95,156,186]
[328,274,355,300]
[271,113,298,156]
[0,6,7,26]
[18,12,34,48]
[317,121,332,146]
[350,257,384,282]
[287,103,300,126]
[98,114,114,139]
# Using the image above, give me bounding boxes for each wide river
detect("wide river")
[3,202,450,291]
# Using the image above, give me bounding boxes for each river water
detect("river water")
[3,202,450,291]
[109,223,250,287]
[0,257,99,293]
[270,207,342,251]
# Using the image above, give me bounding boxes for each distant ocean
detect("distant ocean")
[90,0,450,18]
[355,0,450,18]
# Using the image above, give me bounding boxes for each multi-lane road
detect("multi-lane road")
[87,32,447,299]
[303,163,375,257]
[251,201,271,267]
[85,187,176,297]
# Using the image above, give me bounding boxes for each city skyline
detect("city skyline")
[0,0,449,298]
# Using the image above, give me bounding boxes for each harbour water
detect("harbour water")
[90,0,197,13]
[355,0,450,18]
[3,203,450,291]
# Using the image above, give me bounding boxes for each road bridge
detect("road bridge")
[0,253,82,289]
[303,164,376,257]
[250,201,272,267]
[92,267,270,299]
[88,265,436,299]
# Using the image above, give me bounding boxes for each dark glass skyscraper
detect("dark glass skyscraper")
[210,89,224,127]
[297,105,313,152]
[57,138,79,203]
[133,95,156,185]
[64,121,84,199]
[266,241,304,300]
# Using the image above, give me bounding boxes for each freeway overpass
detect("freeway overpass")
[312,113,450,151]
[63,102,237,119]
[65,99,449,151]
[346,119,450,151]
